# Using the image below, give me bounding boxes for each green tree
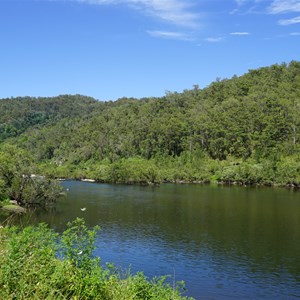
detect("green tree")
[0,145,63,207]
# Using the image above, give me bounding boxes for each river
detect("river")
[3,181,300,299]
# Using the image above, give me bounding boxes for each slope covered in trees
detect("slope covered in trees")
[1,61,300,186]
[0,95,100,142]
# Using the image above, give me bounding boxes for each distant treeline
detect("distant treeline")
[1,61,300,186]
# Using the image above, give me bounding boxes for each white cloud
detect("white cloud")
[147,30,194,40]
[278,15,300,24]
[76,0,199,27]
[290,31,300,34]
[230,32,250,35]
[204,37,224,43]
[268,0,300,14]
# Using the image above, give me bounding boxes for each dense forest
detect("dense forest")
[1,61,300,189]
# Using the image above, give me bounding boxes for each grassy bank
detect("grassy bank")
[0,218,192,300]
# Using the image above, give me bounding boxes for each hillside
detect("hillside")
[0,94,100,142]
[1,61,300,186]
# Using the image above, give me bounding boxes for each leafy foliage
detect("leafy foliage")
[0,145,63,206]
[0,95,99,141]
[1,61,300,186]
[0,219,192,299]
[60,218,100,270]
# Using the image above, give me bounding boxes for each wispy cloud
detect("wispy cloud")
[278,15,300,24]
[147,30,194,40]
[230,0,247,14]
[230,0,267,15]
[266,1,300,27]
[235,0,248,6]
[76,0,199,27]
[268,0,300,14]
[290,31,300,35]
[230,32,250,35]
[204,37,224,43]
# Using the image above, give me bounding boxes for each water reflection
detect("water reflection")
[2,181,300,299]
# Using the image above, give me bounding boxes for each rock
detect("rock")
[2,204,26,213]
[81,179,96,182]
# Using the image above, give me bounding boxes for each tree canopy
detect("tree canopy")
[1,61,300,186]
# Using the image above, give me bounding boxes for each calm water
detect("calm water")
[3,181,300,299]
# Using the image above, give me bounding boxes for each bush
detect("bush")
[0,218,193,300]
[0,179,6,200]
[0,145,64,207]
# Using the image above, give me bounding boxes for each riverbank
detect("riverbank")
[0,218,192,300]
[37,155,300,190]
[39,158,300,188]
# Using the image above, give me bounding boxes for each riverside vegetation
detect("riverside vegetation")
[0,218,190,299]
[1,62,300,187]
[0,61,300,298]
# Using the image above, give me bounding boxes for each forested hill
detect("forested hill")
[1,61,300,186]
[0,95,100,141]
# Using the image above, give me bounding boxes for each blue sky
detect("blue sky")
[0,0,299,100]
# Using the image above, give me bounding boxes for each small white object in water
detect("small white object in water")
[80,208,86,211]
[77,250,83,255]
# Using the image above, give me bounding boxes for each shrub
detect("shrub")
[0,219,193,300]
